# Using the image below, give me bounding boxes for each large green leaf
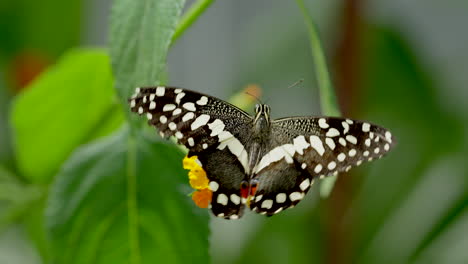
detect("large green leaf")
[43,0,210,263]
[46,127,209,264]
[11,49,123,183]
[110,0,185,106]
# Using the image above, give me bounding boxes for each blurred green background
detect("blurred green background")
[1,0,467,263]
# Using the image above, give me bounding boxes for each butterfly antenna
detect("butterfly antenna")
[287,79,304,89]
[245,91,264,105]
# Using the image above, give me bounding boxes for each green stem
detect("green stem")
[171,0,215,45]
[126,130,140,264]
[295,0,341,197]
[296,0,341,117]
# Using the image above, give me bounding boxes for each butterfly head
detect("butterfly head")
[254,104,271,132]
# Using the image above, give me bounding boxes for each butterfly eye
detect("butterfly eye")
[255,104,261,113]
[264,105,270,115]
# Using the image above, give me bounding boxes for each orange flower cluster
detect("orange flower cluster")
[183,155,212,208]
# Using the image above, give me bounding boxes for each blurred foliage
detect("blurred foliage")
[46,127,208,263]
[11,50,123,183]
[0,0,81,60]
[1,0,468,264]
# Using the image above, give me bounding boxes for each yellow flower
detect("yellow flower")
[192,189,212,208]
[183,155,212,208]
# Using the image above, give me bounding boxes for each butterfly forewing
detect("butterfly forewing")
[129,86,253,219]
[250,116,395,216]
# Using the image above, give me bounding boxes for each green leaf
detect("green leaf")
[46,127,209,264]
[11,49,123,183]
[110,0,186,107]
[171,0,214,45]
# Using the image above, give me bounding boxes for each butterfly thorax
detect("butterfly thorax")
[248,104,271,176]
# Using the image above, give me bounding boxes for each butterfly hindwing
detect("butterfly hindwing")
[249,159,313,216]
[193,149,246,219]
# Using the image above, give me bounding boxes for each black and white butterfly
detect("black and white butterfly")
[129,86,395,220]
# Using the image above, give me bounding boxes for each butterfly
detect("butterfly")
[129,86,395,219]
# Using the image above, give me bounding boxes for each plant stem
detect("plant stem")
[171,0,215,45]
[295,0,341,117]
[295,0,341,197]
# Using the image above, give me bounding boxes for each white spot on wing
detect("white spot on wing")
[342,121,350,134]
[175,132,183,139]
[191,114,210,130]
[293,135,310,155]
[188,137,194,147]
[209,181,219,192]
[328,161,336,170]
[261,199,273,209]
[196,96,208,105]
[362,123,371,132]
[217,193,228,205]
[182,112,195,122]
[365,138,371,147]
[349,149,357,157]
[230,214,239,220]
[163,104,176,112]
[318,118,329,129]
[300,178,310,191]
[337,153,346,162]
[384,143,390,151]
[339,137,346,146]
[385,131,392,143]
[168,122,177,131]
[255,195,263,202]
[274,207,283,214]
[326,128,340,137]
[314,164,323,173]
[276,193,286,203]
[149,101,156,110]
[156,86,165,96]
[230,194,241,205]
[346,135,358,144]
[325,138,335,150]
[175,92,185,104]
[159,115,167,124]
[183,102,196,111]
[208,119,225,136]
[172,108,181,116]
[290,192,303,201]
[309,136,325,156]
